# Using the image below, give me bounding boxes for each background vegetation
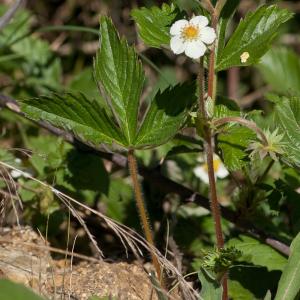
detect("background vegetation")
[1,0,300,299]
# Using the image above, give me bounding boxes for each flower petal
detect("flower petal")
[170,35,186,54]
[190,16,208,28]
[194,166,209,184]
[200,26,216,44]
[185,40,206,59]
[170,19,188,35]
[216,165,229,179]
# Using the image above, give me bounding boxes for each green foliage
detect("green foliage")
[275,233,300,300]
[21,93,125,147]
[198,268,222,300]
[271,95,300,167]
[135,83,196,148]
[132,4,179,48]
[217,5,293,71]
[94,16,145,144]
[100,178,133,222]
[229,265,281,300]
[214,97,241,119]
[218,126,255,171]
[20,17,194,151]
[227,235,287,272]
[0,279,45,300]
[217,0,240,61]
[259,47,300,96]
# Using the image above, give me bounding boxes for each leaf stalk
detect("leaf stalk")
[127,149,162,282]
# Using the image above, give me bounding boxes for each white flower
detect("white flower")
[193,154,229,184]
[170,16,216,59]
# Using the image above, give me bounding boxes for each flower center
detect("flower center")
[203,159,221,173]
[182,25,199,41]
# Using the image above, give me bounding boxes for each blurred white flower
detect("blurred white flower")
[10,158,31,179]
[170,16,216,59]
[194,154,228,184]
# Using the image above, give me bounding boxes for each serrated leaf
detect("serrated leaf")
[198,268,222,300]
[218,126,255,171]
[217,5,293,71]
[275,233,300,300]
[272,96,300,167]
[134,83,196,148]
[258,47,300,96]
[94,16,145,144]
[20,93,125,147]
[214,97,241,119]
[227,235,287,272]
[132,4,179,48]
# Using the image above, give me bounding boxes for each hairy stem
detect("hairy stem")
[127,149,162,281]
[202,3,228,299]
[212,116,268,146]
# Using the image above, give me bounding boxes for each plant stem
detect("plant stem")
[212,116,268,146]
[127,149,162,281]
[200,4,228,299]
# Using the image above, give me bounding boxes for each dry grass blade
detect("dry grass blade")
[0,160,199,300]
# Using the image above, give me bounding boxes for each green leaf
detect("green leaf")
[218,126,255,171]
[198,268,222,300]
[258,47,300,96]
[217,0,240,62]
[94,16,145,144]
[20,93,125,147]
[229,265,281,300]
[12,36,51,66]
[100,178,133,222]
[0,5,31,47]
[134,83,196,148]
[0,279,45,300]
[214,97,241,119]
[227,235,287,272]
[275,233,300,300]
[216,5,293,71]
[64,150,109,193]
[68,67,102,102]
[271,95,300,167]
[132,4,178,48]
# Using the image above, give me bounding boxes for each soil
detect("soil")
[0,226,159,300]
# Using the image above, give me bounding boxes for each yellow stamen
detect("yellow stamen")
[182,25,199,41]
[202,159,221,173]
